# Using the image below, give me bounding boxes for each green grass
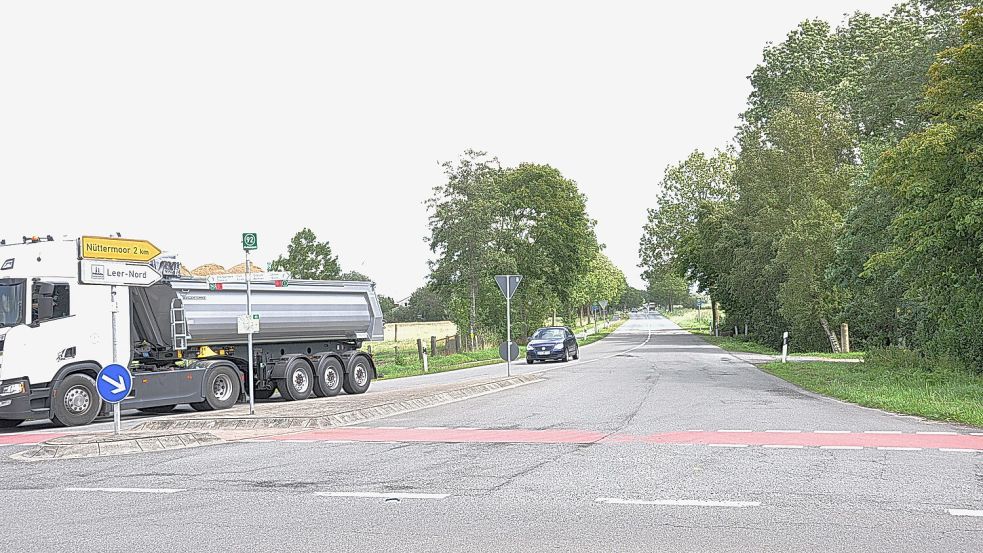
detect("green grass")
[663,308,865,359]
[760,350,983,427]
[373,317,627,380]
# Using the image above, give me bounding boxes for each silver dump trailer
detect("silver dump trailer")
[171,279,384,346]
[120,277,384,415]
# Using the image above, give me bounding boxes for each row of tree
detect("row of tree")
[639,2,981,367]
[427,150,628,342]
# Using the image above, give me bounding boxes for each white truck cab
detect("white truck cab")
[0,237,124,427]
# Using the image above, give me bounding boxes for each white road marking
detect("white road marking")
[707,444,748,448]
[877,447,921,451]
[864,431,902,434]
[685,429,705,432]
[65,487,185,494]
[916,431,958,435]
[763,444,804,449]
[374,426,406,430]
[315,491,449,500]
[815,430,850,434]
[718,430,752,433]
[414,427,447,430]
[948,509,983,517]
[820,446,863,450]
[456,427,479,431]
[970,433,983,436]
[940,448,978,453]
[765,430,801,433]
[596,498,759,508]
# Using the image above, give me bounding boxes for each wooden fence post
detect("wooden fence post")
[455,334,461,353]
[416,338,424,361]
[431,336,437,358]
[841,323,850,353]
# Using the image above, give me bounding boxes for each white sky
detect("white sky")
[1,0,898,300]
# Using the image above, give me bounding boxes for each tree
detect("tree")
[378,295,397,319]
[875,7,983,367]
[269,228,341,280]
[389,286,449,323]
[619,286,647,310]
[339,270,371,282]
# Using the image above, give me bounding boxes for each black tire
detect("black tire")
[191,365,242,411]
[560,349,569,362]
[138,405,176,415]
[50,373,102,427]
[526,359,534,365]
[277,358,313,401]
[313,358,344,398]
[342,355,372,395]
[573,348,580,360]
[252,387,276,400]
[0,419,23,429]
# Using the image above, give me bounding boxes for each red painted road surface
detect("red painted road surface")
[0,432,65,445]
[261,427,983,450]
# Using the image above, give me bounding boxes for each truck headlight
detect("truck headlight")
[0,382,25,396]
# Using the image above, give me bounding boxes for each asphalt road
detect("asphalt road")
[0,313,980,552]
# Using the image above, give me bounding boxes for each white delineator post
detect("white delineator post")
[110,285,120,435]
[781,331,789,363]
[245,250,255,416]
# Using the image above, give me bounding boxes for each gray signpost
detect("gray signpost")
[495,275,522,376]
[242,233,258,415]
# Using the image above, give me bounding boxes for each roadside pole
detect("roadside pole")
[110,285,120,434]
[242,233,258,416]
[495,275,522,376]
[781,331,789,363]
[506,281,512,377]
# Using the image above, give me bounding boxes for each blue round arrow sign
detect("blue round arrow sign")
[97,364,132,403]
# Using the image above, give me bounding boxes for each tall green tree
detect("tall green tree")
[269,228,341,280]
[875,7,983,367]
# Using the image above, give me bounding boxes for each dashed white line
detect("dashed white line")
[315,491,449,500]
[916,431,958,435]
[820,446,864,450]
[940,448,978,453]
[948,509,983,517]
[414,427,447,430]
[815,430,850,434]
[718,430,752,433]
[763,444,804,449]
[877,447,921,451]
[765,430,802,433]
[65,487,185,494]
[864,431,902,434]
[971,433,983,436]
[707,444,748,448]
[596,498,760,508]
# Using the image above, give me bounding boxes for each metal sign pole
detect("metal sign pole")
[110,285,120,435]
[245,250,255,416]
[506,278,511,377]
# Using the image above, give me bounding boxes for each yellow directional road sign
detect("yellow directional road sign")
[80,236,162,262]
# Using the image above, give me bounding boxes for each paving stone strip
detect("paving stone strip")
[11,431,222,462]
[132,373,543,432]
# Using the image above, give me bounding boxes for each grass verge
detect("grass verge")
[760,353,983,427]
[663,308,864,360]
[375,318,626,380]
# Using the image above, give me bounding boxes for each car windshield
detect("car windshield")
[0,280,25,328]
[533,328,566,340]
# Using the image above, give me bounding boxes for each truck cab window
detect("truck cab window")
[31,282,69,323]
[0,279,25,328]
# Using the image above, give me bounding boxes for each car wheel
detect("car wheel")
[573,348,579,360]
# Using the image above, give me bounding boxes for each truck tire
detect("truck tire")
[138,405,176,414]
[0,419,23,429]
[50,373,103,427]
[277,358,313,401]
[252,388,275,400]
[313,357,343,398]
[342,356,372,395]
[191,365,241,411]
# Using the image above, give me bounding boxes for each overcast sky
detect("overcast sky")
[1,0,899,300]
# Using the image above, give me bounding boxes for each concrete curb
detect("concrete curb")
[11,431,223,462]
[133,374,544,432]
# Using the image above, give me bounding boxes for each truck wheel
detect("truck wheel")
[138,405,176,414]
[191,365,241,411]
[342,356,372,395]
[50,373,102,427]
[0,419,23,429]
[252,388,275,400]
[277,358,313,401]
[313,358,343,398]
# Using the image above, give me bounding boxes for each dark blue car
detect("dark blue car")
[526,326,580,363]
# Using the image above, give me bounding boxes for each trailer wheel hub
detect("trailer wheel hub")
[354,364,368,387]
[292,370,309,393]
